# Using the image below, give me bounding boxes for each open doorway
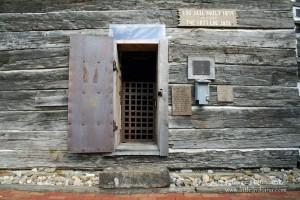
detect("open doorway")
[117,44,158,144]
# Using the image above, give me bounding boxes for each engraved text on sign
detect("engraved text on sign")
[172,86,192,116]
[178,9,237,27]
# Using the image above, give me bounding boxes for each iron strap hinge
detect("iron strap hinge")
[113,120,118,132]
[113,60,118,72]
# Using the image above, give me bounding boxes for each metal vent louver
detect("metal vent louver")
[188,56,215,80]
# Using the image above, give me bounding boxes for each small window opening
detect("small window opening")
[118,44,158,143]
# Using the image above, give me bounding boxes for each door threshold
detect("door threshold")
[104,143,160,156]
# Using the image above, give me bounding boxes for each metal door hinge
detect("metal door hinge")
[113,60,118,72]
[113,120,118,131]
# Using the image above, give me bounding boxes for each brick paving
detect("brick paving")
[0,190,299,200]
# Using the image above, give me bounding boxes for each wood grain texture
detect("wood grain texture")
[1,85,299,111]
[0,130,67,151]
[169,85,300,107]
[0,90,67,111]
[0,0,298,169]
[0,148,298,169]
[169,128,300,149]
[0,48,68,71]
[169,107,300,129]
[0,29,295,51]
[35,90,68,107]
[0,30,106,51]
[0,0,292,13]
[1,128,299,152]
[1,53,297,87]
[0,9,293,31]
[1,63,297,92]
[0,10,177,31]
[168,29,296,49]
[170,63,298,86]
[0,107,299,131]
[0,111,68,131]
[0,68,68,91]
[169,46,296,66]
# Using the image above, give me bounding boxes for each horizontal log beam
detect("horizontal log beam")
[169,107,300,129]
[0,130,67,151]
[169,64,298,86]
[1,85,300,111]
[169,29,295,49]
[169,45,296,66]
[0,148,298,169]
[0,10,177,31]
[169,128,300,149]
[0,47,68,71]
[0,10,293,31]
[0,111,68,131]
[0,107,299,131]
[0,29,295,51]
[169,85,300,106]
[0,0,292,13]
[0,64,298,92]
[0,68,68,91]
[1,127,299,151]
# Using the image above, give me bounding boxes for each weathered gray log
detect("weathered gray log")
[0,48,68,71]
[169,128,300,149]
[231,86,300,106]
[0,110,68,131]
[294,1,300,6]
[169,45,296,66]
[0,10,177,31]
[169,107,300,129]
[169,85,300,106]
[0,68,68,91]
[0,29,295,51]
[1,85,299,111]
[0,86,298,111]
[0,0,297,171]
[0,0,292,13]
[0,29,106,51]
[168,29,296,49]
[1,127,299,152]
[237,10,293,29]
[0,149,297,169]
[0,130,67,151]
[0,10,293,31]
[0,64,297,92]
[35,90,67,107]
[1,107,299,131]
[169,63,298,86]
[0,90,68,111]
[1,61,297,91]
[0,90,37,111]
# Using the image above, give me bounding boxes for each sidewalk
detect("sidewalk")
[0,190,299,200]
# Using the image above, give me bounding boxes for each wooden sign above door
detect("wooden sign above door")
[178,9,237,27]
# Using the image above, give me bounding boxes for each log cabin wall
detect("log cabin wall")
[0,0,299,169]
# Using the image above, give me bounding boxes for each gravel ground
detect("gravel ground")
[171,168,300,188]
[0,167,299,188]
[0,168,100,186]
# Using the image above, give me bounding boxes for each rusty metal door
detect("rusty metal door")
[68,35,114,153]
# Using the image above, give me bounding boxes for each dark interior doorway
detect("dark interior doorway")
[118,44,158,143]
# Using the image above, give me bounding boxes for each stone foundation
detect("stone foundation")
[0,167,300,190]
